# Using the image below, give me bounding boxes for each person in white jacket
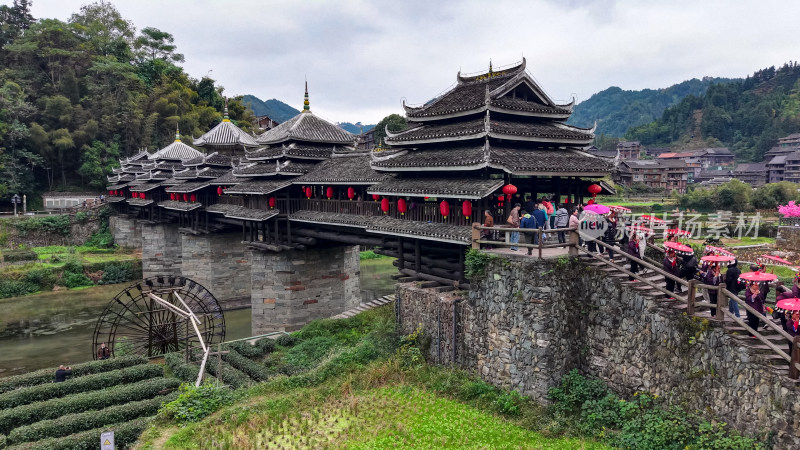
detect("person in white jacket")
[555,205,570,245]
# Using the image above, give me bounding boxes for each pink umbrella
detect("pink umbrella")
[776,297,800,312]
[608,205,631,213]
[757,254,794,267]
[663,241,694,256]
[701,255,735,266]
[738,271,777,284]
[706,246,734,258]
[584,204,610,215]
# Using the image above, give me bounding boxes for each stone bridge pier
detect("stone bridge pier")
[250,245,361,333]
[114,218,362,331]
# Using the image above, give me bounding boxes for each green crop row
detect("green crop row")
[203,358,251,389]
[0,356,148,395]
[224,338,275,358]
[222,349,271,382]
[6,416,152,450]
[0,364,162,409]
[164,352,201,383]
[0,377,179,435]
[7,393,176,445]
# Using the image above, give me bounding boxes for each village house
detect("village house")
[615,159,688,194]
[731,163,768,187]
[616,141,641,159]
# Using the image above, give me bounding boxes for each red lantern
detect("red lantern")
[380,197,389,214]
[268,197,276,209]
[424,196,430,200]
[587,199,595,205]
[462,200,472,220]
[141,193,146,200]
[169,193,174,201]
[347,186,356,201]
[305,187,312,198]
[372,194,380,201]
[398,198,407,215]
[217,186,223,196]
[440,200,450,219]
[183,193,188,202]
[326,187,334,199]
[502,183,518,201]
[190,194,196,202]
[588,184,602,199]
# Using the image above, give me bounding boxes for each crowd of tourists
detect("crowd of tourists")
[482,201,799,354]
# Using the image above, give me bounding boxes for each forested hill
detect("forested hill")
[568,77,735,137]
[241,95,299,122]
[625,63,800,162]
[0,1,255,206]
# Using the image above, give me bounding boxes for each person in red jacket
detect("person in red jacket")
[784,309,799,356]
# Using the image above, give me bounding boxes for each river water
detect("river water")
[0,257,397,377]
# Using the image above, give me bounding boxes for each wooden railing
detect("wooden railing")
[470,224,580,259]
[469,226,800,379]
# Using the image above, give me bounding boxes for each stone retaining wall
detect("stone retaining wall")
[181,232,251,310]
[776,225,800,251]
[109,215,141,248]
[396,255,800,447]
[141,223,182,278]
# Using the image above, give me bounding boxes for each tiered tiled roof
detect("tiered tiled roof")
[290,210,379,228]
[126,198,154,206]
[182,153,235,167]
[208,172,247,185]
[148,131,203,161]
[488,146,612,175]
[367,178,503,199]
[256,112,354,145]
[294,155,391,185]
[223,180,293,195]
[157,200,203,211]
[371,143,486,171]
[165,182,211,193]
[206,204,279,221]
[194,118,259,149]
[129,182,165,192]
[232,161,316,177]
[402,58,574,121]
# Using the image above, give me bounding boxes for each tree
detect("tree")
[69,0,135,60]
[715,179,751,212]
[373,113,407,145]
[0,0,34,51]
[134,27,184,63]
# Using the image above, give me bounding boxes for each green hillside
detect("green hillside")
[568,77,735,137]
[241,95,300,122]
[625,63,800,161]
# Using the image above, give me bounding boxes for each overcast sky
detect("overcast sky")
[9,0,800,124]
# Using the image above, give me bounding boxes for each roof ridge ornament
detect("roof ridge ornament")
[223,97,230,122]
[175,124,181,142]
[302,80,310,113]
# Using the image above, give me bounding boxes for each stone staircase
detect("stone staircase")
[583,252,799,381]
[330,295,395,320]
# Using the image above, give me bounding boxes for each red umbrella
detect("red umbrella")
[640,214,665,224]
[701,255,735,266]
[627,225,653,235]
[663,241,694,256]
[738,271,777,284]
[608,205,631,213]
[706,246,734,258]
[665,228,692,238]
[776,297,800,312]
[757,254,794,267]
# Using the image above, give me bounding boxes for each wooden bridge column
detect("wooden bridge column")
[415,240,421,274]
[398,237,405,270]
[687,280,697,316]
[715,285,726,321]
[790,337,800,379]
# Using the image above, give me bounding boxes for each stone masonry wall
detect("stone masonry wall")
[250,245,362,334]
[141,223,181,278]
[776,225,800,251]
[109,215,141,249]
[396,255,800,447]
[180,233,251,310]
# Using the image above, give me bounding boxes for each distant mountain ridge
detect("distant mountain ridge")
[568,77,737,137]
[241,95,375,134]
[241,95,300,123]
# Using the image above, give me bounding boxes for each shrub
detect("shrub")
[83,226,113,248]
[465,248,494,280]
[222,349,270,382]
[493,390,527,416]
[5,416,152,450]
[397,325,426,370]
[159,382,234,424]
[62,271,93,289]
[0,364,163,409]
[164,352,201,383]
[23,268,56,291]
[74,211,88,224]
[283,336,339,370]
[255,337,276,354]
[12,216,71,237]
[0,280,39,299]
[223,340,262,358]
[547,369,608,417]
[276,333,297,347]
[7,393,176,445]
[359,250,384,260]
[0,377,179,434]
[97,261,135,285]
[0,356,149,395]
[1,249,37,263]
